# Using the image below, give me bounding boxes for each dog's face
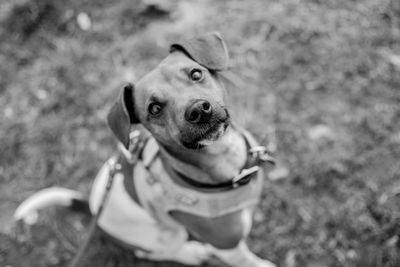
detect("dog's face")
[107,32,231,150]
[134,51,229,150]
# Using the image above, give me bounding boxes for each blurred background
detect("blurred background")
[0,0,400,266]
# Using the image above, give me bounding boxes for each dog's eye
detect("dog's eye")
[148,103,162,116]
[189,69,203,82]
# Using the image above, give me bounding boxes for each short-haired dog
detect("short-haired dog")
[15,32,276,267]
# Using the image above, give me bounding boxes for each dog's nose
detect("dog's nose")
[185,100,213,124]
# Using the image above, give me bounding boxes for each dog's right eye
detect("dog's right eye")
[148,103,162,116]
[189,69,204,82]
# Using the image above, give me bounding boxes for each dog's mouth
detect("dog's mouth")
[181,115,230,150]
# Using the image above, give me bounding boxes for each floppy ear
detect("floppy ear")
[170,31,229,71]
[107,83,140,148]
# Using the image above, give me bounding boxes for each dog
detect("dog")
[14,32,276,267]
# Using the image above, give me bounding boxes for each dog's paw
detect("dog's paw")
[135,241,212,266]
[177,241,213,265]
[256,259,276,267]
[243,255,276,267]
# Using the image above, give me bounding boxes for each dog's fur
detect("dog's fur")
[14,32,275,267]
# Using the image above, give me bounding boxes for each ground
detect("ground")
[0,0,400,266]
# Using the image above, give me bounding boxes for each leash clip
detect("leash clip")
[248,146,275,165]
[118,130,145,164]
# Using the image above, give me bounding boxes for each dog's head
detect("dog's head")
[107,32,230,150]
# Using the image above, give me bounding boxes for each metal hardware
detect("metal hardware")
[232,166,260,188]
[118,130,144,164]
[248,146,275,165]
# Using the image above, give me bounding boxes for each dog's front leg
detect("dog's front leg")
[210,241,276,267]
[135,241,212,266]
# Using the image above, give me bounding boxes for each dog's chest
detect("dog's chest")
[132,138,263,219]
[89,136,264,250]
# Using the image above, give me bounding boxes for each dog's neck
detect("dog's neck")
[159,127,247,184]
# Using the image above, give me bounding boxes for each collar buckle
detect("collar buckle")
[232,166,260,188]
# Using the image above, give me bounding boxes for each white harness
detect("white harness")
[136,137,265,217]
[89,129,274,251]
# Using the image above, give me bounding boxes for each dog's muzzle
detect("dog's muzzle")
[180,104,230,150]
[185,100,214,124]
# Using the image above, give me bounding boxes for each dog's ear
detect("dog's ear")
[107,83,139,148]
[170,32,229,71]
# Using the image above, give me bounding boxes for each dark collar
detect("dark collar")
[174,165,260,190]
[162,127,274,191]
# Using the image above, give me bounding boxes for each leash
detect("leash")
[68,130,146,267]
[68,158,121,267]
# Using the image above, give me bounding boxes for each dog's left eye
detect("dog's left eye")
[190,69,204,82]
[148,103,162,116]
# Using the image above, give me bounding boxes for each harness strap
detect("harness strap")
[121,154,140,204]
[121,129,155,204]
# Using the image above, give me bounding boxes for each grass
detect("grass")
[0,0,399,266]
